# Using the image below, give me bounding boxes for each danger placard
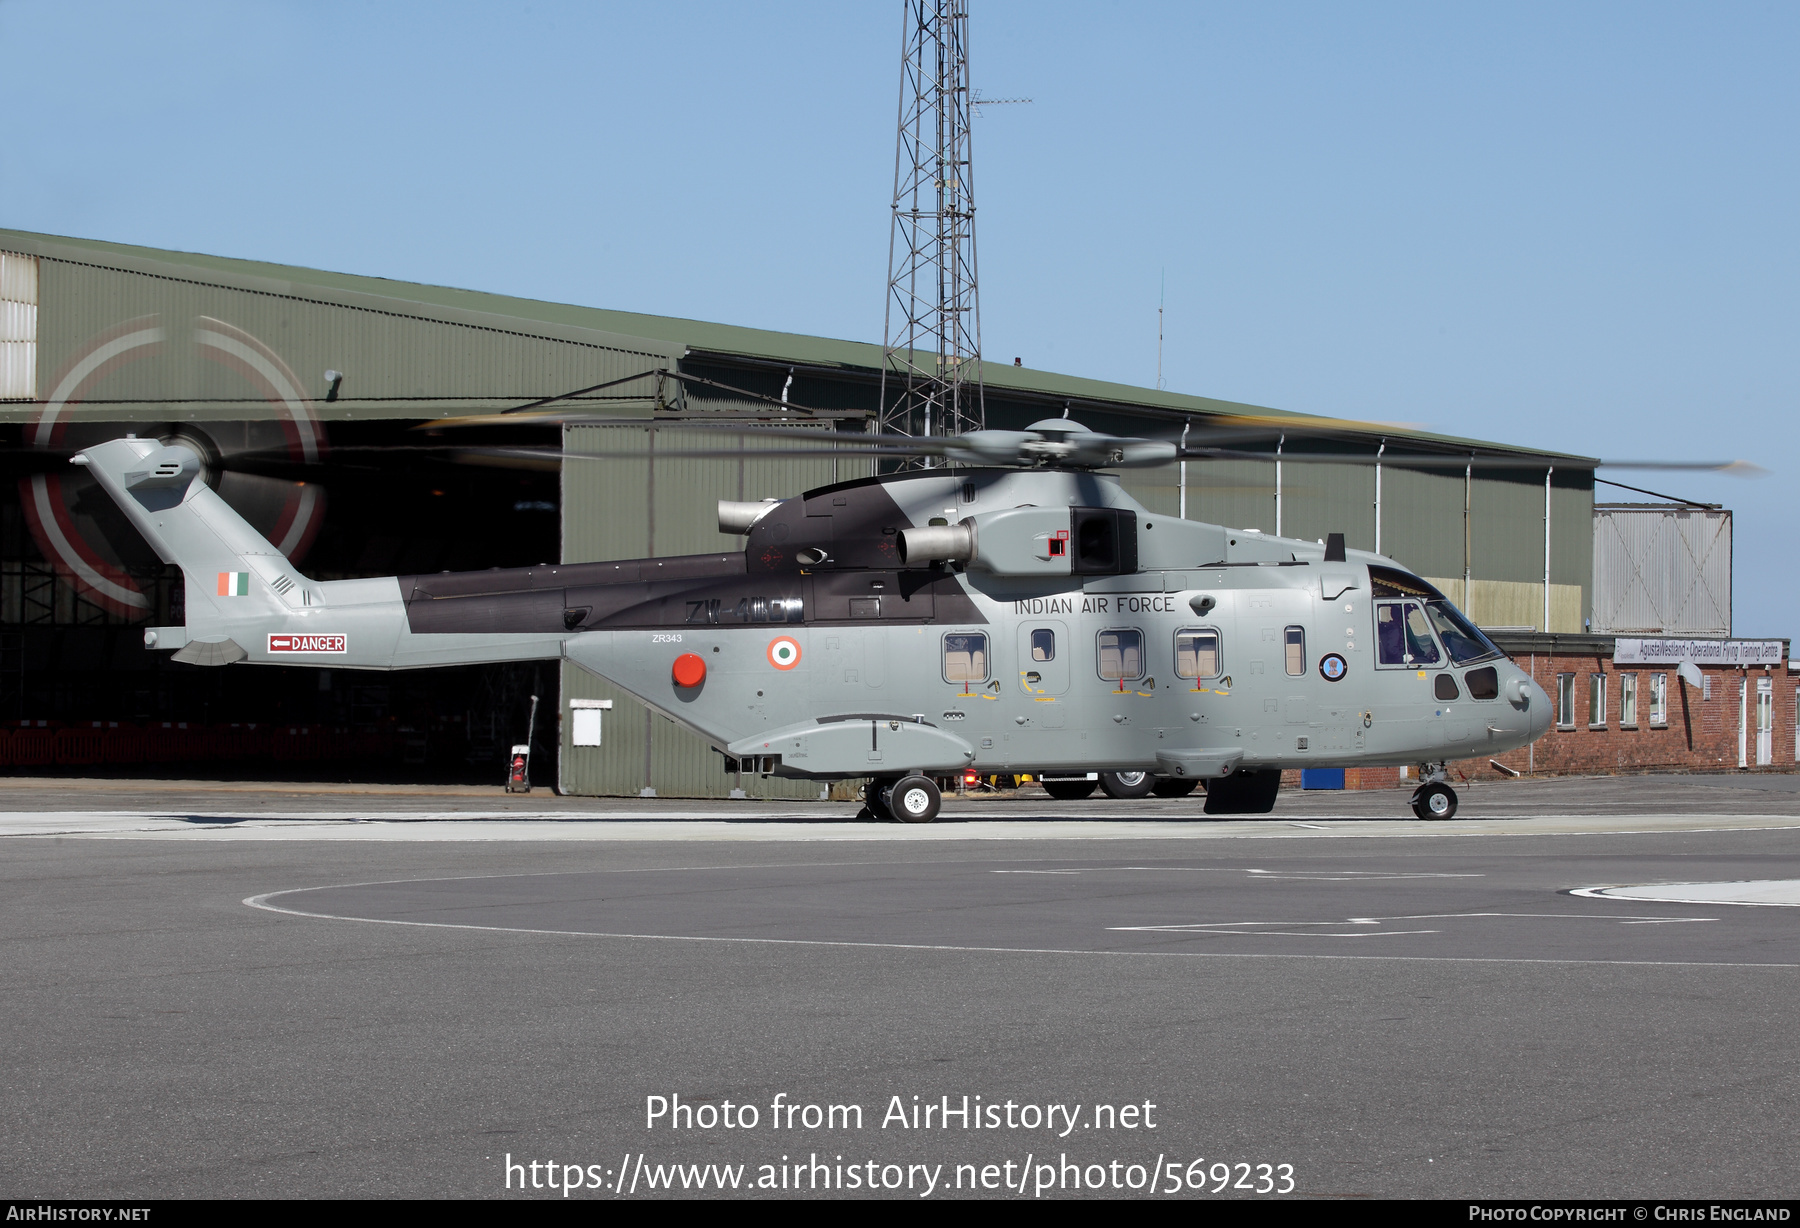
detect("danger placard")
[267,633,347,654]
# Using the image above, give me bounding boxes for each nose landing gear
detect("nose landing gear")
[1409,763,1458,820]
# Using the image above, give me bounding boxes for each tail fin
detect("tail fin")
[74,437,317,643]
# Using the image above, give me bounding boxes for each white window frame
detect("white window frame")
[942,631,990,685]
[1096,627,1146,682]
[1174,627,1222,680]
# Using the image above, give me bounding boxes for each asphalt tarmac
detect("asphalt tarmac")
[2,773,1797,1201]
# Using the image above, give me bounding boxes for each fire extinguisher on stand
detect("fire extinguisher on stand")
[505,694,538,794]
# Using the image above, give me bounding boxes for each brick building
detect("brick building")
[1480,633,1794,778]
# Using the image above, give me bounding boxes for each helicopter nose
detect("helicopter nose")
[1501,669,1551,738]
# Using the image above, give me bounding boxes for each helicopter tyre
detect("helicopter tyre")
[1041,778,1099,801]
[1099,770,1156,799]
[1150,777,1199,799]
[1411,782,1457,821]
[884,775,942,824]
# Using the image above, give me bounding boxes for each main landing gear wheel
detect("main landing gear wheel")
[1100,770,1157,800]
[1041,778,1098,801]
[1151,777,1199,799]
[1411,782,1458,821]
[883,774,942,824]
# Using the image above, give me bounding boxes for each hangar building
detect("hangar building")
[3,227,1776,794]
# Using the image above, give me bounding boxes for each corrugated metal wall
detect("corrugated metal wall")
[1592,507,1731,635]
[1123,455,1591,630]
[558,421,844,798]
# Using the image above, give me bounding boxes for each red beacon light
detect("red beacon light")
[671,653,707,688]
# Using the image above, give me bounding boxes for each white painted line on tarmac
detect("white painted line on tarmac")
[239,884,1798,969]
[1572,880,1800,908]
[1114,910,1718,934]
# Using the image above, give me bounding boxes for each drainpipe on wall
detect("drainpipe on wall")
[1179,420,1190,520]
[1373,440,1386,555]
[1274,433,1284,536]
[1542,466,1554,633]
[1463,454,1474,612]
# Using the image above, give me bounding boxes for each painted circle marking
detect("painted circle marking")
[1319,653,1348,682]
[767,637,802,670]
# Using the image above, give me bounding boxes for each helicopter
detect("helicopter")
[66,413,1590,823]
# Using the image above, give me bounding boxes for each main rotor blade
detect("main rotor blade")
[1595,459,1766,474]
[1177,447,1763,475]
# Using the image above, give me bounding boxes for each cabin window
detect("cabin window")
[1434,673,1460,701]
[1097,629,1144,681]
[1029,628,1055,662]
[1284,627,1305,676]
[1557,674,1576,727]
[1465,665,1499,700]
[1375,600,1442,667]
[1589,674,1607,727]
[1175,629,1220,679]
[942,632,989,684]
[1619,673,1638,727]
[1649,673,1668,726]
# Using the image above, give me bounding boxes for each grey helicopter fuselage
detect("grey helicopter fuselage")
[74,436,1551,794]
[548,466,1552,782]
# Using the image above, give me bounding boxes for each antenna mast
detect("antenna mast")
[879,0,984,467]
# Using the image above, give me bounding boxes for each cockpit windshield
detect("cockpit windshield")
[1368,564,1503,668]
[1423,600,1503,666]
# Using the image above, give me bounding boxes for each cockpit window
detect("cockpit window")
[1424,600,1503,666]
[1376,600,1442,667]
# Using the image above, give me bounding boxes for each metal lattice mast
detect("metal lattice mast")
[878,0,984,465]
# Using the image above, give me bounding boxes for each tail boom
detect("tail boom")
[77,437,564,670]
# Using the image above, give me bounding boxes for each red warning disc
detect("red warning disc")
[671,653,707,688]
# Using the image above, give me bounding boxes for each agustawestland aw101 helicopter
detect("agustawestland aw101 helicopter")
[66,414,1747,823]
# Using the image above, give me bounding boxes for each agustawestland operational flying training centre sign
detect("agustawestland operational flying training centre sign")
[1613,638,1786,666]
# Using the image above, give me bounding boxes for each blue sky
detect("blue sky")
[2,1,1793,635]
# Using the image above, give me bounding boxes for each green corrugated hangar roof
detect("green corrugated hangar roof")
[0,226,1593,466]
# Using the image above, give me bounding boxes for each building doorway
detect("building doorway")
[1755,676,1772,766]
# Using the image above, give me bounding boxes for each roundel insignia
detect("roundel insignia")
[767,636,802,670]
[1319,653,1348,682]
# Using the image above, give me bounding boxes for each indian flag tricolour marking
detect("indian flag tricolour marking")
[217,571,250,597]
